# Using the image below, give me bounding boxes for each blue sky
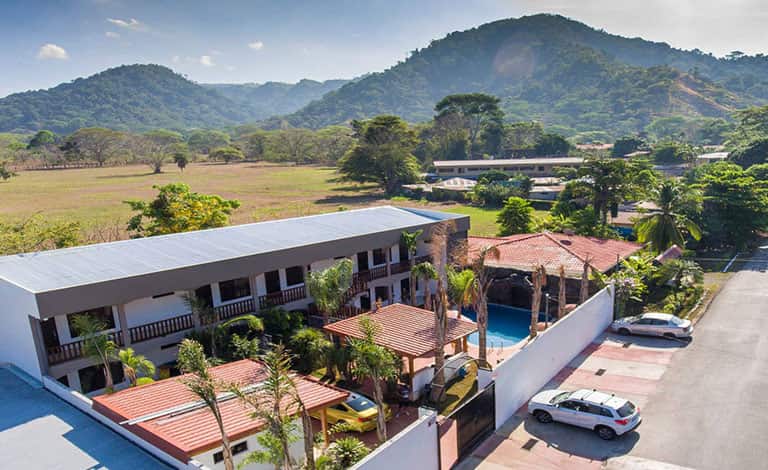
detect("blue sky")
[2,0,767,98]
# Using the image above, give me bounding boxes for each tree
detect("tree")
[118,348,156,387]
[289,327,332,374]
[187,129,230,155]
[611,136,645,158]
[125,183,240,237]
[528,265,546,340]
[0,162,15,181]
[315,126,354,164]
[428,221,453,403]
[27,130,57,149]
[557,266,567,320]
[239,131,267,160]
[497,197,534,235]
[348,316,400,443]
[306,259,353,326]
[71,314,117,392]
[269,129,317,164]
[338,116,420,194]
[0,215,80,255]
[468,244,499,367]
[652,141,695,165]
[138,129,184,173]
[228,345,311,470]
[579,257,591,304]
[173,152,189,172]
[420,113,470,163]
[634,179,702,252]
[65,128,125,166]
[447,268,477,314]
[729,138,768,168]
[411,261,437,311]
[177,339,235,470]
[400,230,423,305]
[730,105,768,145]
[435,93,503,158]
[210,146,245,164]
[502,121,543,155]
[534,133,570,156]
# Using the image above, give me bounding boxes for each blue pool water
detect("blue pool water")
[462,304,543,347]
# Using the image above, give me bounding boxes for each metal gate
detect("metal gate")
[438,382,495,469]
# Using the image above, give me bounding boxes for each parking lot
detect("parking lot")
[456,332,688,470]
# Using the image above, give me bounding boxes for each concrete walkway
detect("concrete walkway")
[0,367,169,469]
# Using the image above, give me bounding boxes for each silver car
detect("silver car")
[611,312,693,339]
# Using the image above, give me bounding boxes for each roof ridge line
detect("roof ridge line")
[541,232,595,270]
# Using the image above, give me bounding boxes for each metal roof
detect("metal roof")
[0,206,463,295]
[433,157,583,168]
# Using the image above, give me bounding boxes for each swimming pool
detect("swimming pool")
[462,304,545,347]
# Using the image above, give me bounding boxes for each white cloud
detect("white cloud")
[105,31,120,39]
[37,43,69,60]
[247,40,264,50]
[199,55,214,67]
[106,18,147,32]
[171,55,181,64]
[225,65,236,72]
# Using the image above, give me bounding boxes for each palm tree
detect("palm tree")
[118,348,156,387]
[468,245,500,368]
[289,327,333,374]
[183,292,218,358]
[529,265,546,340]
[307,259,353,325]
[428,221,454,403]
[177,339,235,470]
[447,268,477,314]
[348,316,400,443]
[71,314,118,392]
[411,262,437,310]
[634,179,702,253]
[579,257,592,304]
[400,229,423,305]
[558,265,567,320]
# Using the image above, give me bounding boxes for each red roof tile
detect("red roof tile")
[468,232,642,277]
[323,303,477,357]
[92,359,348,461]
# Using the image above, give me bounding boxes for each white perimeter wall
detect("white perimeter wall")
[352,409,439,470]
[493,285,615,427]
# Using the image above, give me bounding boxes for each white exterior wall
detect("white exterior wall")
[193,420,305,470]
[352,409,439,470]
[123,292,189,328]
[0,314,41,379]
[493,286,615,427]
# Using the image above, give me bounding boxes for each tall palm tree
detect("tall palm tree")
[118,348,156,387]
[428,221,454,403]
[558,265,567,320]
[177,339,235,470]
[447,268,477,314]
[469,245,500,368]
[349,316,400,443]
[529,265,546,340]
[411,261,438,310]
[401,229,423,305]
[579,257,592,304]
[307,259,353,325]
[634,179,702,253]
[71,314,117,392]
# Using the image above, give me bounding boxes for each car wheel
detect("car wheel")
[618,328,630,336]
[534,410,553,424]
[596,425,617,440]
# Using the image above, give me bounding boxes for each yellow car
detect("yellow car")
[315,392,392,433]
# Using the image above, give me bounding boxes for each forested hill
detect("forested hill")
[204,79,349,120]
[0,65,259,133]
[287,14,768,134]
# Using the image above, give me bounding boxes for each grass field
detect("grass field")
[0,162,518,238]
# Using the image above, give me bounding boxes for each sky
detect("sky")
[1,0,768,98]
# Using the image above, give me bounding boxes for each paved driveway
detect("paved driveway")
[0,367,168,470]
[457,332,687,470]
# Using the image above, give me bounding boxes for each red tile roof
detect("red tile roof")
[92,359,348,462]
[468,232,642,277]
[654,244,683,264]
[323,303,477,358]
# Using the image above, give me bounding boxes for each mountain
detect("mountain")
[0,64,257,134]
[204,79,348,120]
[286,14,768,135]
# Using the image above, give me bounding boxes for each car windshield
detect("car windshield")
[623,316,639,323]
[617,401,636,417]
[550,391,571,404]
[668,316,685,326]
[347,396,376,412]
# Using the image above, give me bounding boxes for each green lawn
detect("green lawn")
[441,205,549,237]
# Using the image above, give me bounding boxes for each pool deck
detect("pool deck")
[0,366,169,470]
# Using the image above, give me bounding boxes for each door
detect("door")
[195,285,213,307]
[360,295,371,311]
[400,278,410,302]
[632,318,654,335]
[264,270,281,294]
[554,400,588,427]
[357,252,369,272]
[374,286,389,304]
[40,318,60,348]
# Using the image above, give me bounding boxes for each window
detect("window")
[285,266,304,286]
[214,441,249,463]
[586,404,614,417]
[78,362,124,394]
[559,400,579,410]
[219,277,251,302]
[398,241,409,261]
[372,248,386,266]
[67,306,115,338]
[538,166,545,171]
[374,286,389,302]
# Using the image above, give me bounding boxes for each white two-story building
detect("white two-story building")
[0,206,468,394]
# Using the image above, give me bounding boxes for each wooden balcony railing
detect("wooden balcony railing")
[47,331,124,366]
[129,314,194,344]
[215,297,256,321]
[390,259,411,275]
[258,285,307,309]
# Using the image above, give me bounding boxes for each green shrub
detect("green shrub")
[261,307,304,342]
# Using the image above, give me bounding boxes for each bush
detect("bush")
[497,196,534,235]
[289,327,331,373]
[261,307,304,342]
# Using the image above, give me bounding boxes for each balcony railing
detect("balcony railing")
[129,314,194,344]
[47,331,124,366]
[390,259,411,275]
[258,285,307,309]
[215,297,256,321]
[354,265,388,283]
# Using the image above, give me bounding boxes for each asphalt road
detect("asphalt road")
[625,249,768,469]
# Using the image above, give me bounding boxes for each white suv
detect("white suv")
[527,388,641,440]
